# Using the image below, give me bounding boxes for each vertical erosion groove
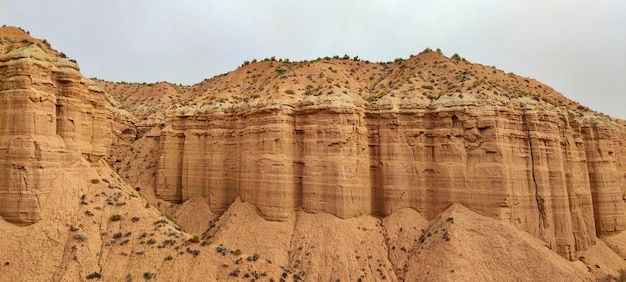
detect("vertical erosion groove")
[523,110,546,229]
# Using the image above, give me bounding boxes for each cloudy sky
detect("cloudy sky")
[2,0,625,118]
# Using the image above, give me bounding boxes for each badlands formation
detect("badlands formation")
[2,25,626,281]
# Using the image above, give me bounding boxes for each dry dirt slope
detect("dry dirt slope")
[2,25,626,281]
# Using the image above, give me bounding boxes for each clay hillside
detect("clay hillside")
[2,25,626,281]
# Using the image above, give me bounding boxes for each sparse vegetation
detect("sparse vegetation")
[109,214,122,222]
[86,272,102,279]
[451,53,466,61]
[143,272,154,280]
[73,234,87,242]
[90,179,100,184]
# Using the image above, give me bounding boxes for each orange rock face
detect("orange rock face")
[155,93,626,260]
[0,44,134,223]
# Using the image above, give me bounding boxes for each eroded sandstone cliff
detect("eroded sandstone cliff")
[135,52,626,261]
[0,37,135,223]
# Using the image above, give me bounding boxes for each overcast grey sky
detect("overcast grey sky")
[2,0,625,119]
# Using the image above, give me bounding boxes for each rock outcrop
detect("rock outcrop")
[0,43,134,223]
[146,54,626,261]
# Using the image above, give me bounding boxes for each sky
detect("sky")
[1,0,625,119]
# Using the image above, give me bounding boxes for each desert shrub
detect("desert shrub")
[73,234,87,242]
[421,85,434,90]
[90,179,100,184]
[233,249,242,256]
[86,272,102,279]
[285,89,295,95]
[109,214,122,222]
[230,268,240,277]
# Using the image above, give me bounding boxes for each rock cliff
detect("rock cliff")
[0,31,135,223]
[136,53,626,261]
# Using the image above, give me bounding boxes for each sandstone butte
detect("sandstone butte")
[1,25,626,281]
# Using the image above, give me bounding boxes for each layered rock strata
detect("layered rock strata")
[0,45,133,223]
[156,94,626,260]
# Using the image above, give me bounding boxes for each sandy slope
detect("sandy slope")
[403,204,600,281]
